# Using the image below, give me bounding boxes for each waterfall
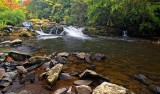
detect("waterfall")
[123,30,128,37]
[63,26,88,39]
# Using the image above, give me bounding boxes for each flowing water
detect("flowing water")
[1,26,160,93]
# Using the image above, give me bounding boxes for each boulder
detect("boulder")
[55,56,66,64]
[28,56,51,64]
[76,52,86,59]
[79,69,110,82]
[20,71,35,83]
[85,53,91,63]
[76,85,92,94]
[54,87,68,94]
[10,39,22,47]
[0,74,12,87]
[5,72,17,79]
[1,85,12,93]
[60,73,72,80]
[94,53,105,61]
[0,40,11,47]
[134,74,153,85]
[47,64,63,85]
[149,85,160,94]
[57,52,69,57]
[92,82,134,94]
[16,66,27,74]
[74,80,92,86]
[6,50,31,61]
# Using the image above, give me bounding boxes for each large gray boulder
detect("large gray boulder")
[79,69,110,82]
[92,82,134,94]
[47,64,63,85]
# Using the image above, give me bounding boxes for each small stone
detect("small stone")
[85,53,91,63]
[76,52,86,59]
[0,68,5,80]
[60,73,72,80]
[134,74,153,85]
[57,52,69,57]
[94,53,106,61]
[55,56,66,64]
[74,80,92,86]
[16,66,27,74]
[54,87,68,94]
[76,85,92,94]
[17,90,32,94]
[66,86,76,94]
[87,64,96,70]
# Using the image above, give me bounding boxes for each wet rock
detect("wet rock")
[85,53,91,63]
[74,80,92,86]
[69,70,79,76]
[76,85,92,94]
[5,71,17,79]
[60,73,72,80]
[28,56,51,64]
[1,85,12,93]
[20,71,35,83]
[6,50,31,61]
[57,52,69,57]
[149,85,160,94]
[47,64,63,85]
[17,90,33,94]
[44,85,52,90]
[153,87,160,94]
[0,68,5,80]
[54,87,68,94]
[49,60,55,68]
[10,39,22,47]
[50,52,57,59]
[87,64,96,70]
[26,62,44,72]
[0,73,12,87]
[79,69,110,82]
[0,53,5,61]
[0,40,11,47]
[13,44,38,55]
[16,66,27,74]
[66,86,76,94]
[39,72,47,80]
[76,52,86,59]
[55,56,66,64]
[134,74,153,85]
[94,53,105,61]
[0,80,11,87]
[92,82,134,94]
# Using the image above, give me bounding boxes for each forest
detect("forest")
[0,0,160,37]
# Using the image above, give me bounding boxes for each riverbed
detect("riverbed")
[1,36,160,94]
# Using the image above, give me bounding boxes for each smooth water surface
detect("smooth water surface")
[30,36,160,93]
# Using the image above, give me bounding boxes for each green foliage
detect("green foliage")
[26,0,160,36]
[0,9,25,26]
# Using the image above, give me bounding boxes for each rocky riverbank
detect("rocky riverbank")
[0,49,136,94]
